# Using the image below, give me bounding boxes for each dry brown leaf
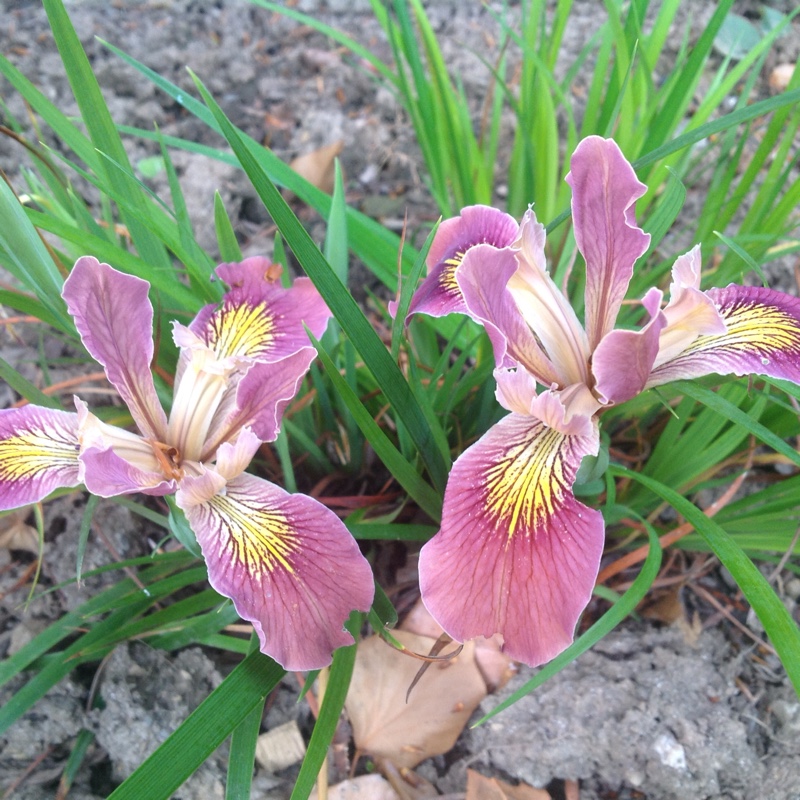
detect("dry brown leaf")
[769,63,796,92]
[310,774,400,800]
[288,140,343,195]
[345,630,487,768]
[400,598,515,693]
[639,585,686,626]
[0,509,38,554]
[254,719,305,772]
[466,769,551,800]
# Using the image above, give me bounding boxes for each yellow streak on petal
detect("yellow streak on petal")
[441,253,464,293]
[687,301,800,357]
[208,301,275,360]
[483,425,566,539]
[209,492,298,578]
[0,429,77,481]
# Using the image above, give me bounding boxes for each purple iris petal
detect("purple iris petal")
[648,284,800,388]
[419,413,604,667]
[0,406,81,510]
[567,137,650,349]
[177,470,375,671]
[62,257,168,442]
[404,205,520,320]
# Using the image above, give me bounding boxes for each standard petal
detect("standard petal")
[202,347,317,457]
[62,256,168,441]
[176,472,374,671]
[494,368,538,415]
[508,210,591,385]
[655,247,727,366]
[592,287,666,405]
[189,257,331,365]
[458,244,562,385]
[419,413,604,667]
[404,205,519,320]
[647,284,800,388]
[0,406,81,510]
[77,401,175,497]
[566,137,650,348]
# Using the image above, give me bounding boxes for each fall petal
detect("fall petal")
[62,257,168,441]
[404,205,519,319]
[419,413,604,667]
[0,406,81,510]
[567,137,650,348]
[592,287,666,405]
[647,284,800,388]
[458,244,562,385]
[190,257,331,365]
[176,472,374,671]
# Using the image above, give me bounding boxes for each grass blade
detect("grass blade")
[108,650,284,800]
[189,71,449,493]
[613,465,800,696]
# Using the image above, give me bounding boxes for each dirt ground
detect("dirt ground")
[1,1,800,798]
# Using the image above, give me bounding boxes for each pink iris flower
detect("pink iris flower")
[0,255,374,671]
[406,136,800,667]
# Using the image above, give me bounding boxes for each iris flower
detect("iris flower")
[0,255,374,670]
[407,136,800,667]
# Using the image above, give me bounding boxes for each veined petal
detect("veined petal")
[458,244,562,385]
[0,406,80,510]
[509,211,591,385]
[203,347,317,456]
[169,325,236,463]
[647,284,800,388]
[176,472,374,671]
[404,205,519,320]
[62,257,168,441]
[592,287,666,405]
[419,413,604,667]
[189,257,331,366]
[655,247,727,366]
[77,401,175,497]
[494,368,538,415]
[567,137,650,348]
[531,386,598,437]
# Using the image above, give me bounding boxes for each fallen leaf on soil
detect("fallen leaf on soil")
[288,140,343,194]
[400,598,515,692]
[254,719,306,772]
[466,769,551,800]
[769,63,796,92]
[310,774,399,800]
[345,630,486,768]
[0,509,38,554]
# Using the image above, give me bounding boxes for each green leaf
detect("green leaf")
[0,176,71,331]
[310,333,442,520]
[225,634,264,800]
[214,191,243,262]
[714,13,762,60]
[289,614,360,800]
[166,496,203,558]
[42,0,170,270]
[188,71,449,494]
[674,381,800,469]
[0,356,63,410]
[109,650,284,800]
[613,465,800,696]
[713,230,768,286]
